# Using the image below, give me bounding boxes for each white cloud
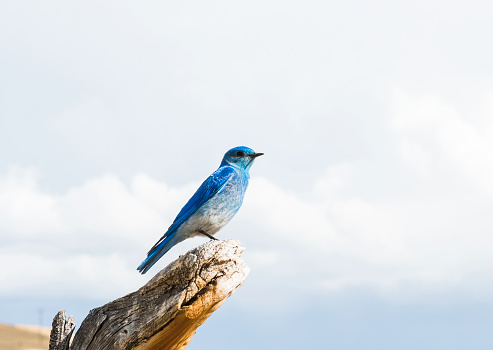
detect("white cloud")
[0,166,63,235]
[0,252,139,298]
[397,138,432,177]
[2,157,493,301]
[246,176,339,250]
[314,162,353,195]
[0,168,199,298]
[59,174,164,238]
[390,88,493,195]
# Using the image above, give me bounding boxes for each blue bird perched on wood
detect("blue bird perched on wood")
[137,146,263,274]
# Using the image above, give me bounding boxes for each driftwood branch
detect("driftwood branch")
[50,310,75,350]
[49,240,249,350]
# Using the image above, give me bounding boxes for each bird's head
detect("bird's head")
[221,146,263,171]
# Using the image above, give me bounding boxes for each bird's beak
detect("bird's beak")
[249,152,264,158]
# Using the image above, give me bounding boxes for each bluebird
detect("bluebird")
[137,146,263,274]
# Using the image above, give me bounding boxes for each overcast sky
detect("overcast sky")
[2,1,493,349]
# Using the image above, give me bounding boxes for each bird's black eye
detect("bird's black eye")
[235,151,244,157]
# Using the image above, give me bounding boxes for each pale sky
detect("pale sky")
[1,1,493,349]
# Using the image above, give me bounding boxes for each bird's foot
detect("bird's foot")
[198,229,218,241]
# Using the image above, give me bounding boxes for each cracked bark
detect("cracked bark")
[49,240,249,350]
[50,310,75,350]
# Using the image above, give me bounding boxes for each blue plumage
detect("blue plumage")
[137,146,263,274]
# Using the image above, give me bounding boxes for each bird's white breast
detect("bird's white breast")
[175,173,247,238]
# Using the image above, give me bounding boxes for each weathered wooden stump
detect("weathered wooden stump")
[49,240,249,350]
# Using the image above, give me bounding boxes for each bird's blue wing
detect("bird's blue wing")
[146,165,236,255]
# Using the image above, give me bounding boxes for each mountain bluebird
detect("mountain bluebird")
[137,146,263,274]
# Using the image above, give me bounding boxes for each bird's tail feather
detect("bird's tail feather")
[137,234,177,274]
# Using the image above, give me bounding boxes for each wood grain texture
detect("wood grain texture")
[49,239,249,350]
[49,310,75,350]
